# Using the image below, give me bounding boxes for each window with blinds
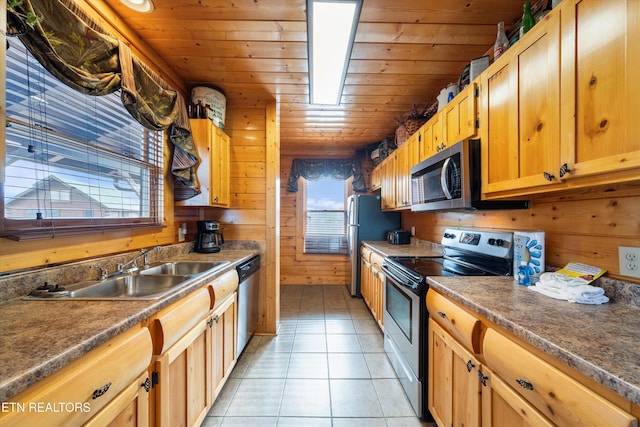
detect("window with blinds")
[303,177,347,254]
[2,39,163,239]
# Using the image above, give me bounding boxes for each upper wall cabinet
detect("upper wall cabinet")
[481,0,640,199]
[480,9,561,196]
[559,0,640,181]
[442,82,478,148]
[176,119,230,208]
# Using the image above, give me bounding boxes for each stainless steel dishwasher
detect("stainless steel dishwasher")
[236,255,260,355]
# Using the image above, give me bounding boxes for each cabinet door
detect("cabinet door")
[211,293,238,400]
[480,366,554,427]
[442,83,478,145]
[155,318,211,427]
[177,119,230,207]
[481,11,561,197]
[559,0,640,180]
[428,318,481,427]
[371,262,384,329]
[418,121,434,161]
[371,164,382,190]
[360,256,372,309]
[85,372,150,427]
[211,126,230,207]
[431,113,444,154]
[380,156,396,210]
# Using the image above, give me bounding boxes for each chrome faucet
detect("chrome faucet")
[92,265,109,280]
[116,246,161,275]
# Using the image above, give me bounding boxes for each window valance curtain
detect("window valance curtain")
[287,158,367,193]
[6,0,200,198]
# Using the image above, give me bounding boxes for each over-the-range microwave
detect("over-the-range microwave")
[410,140,529,212]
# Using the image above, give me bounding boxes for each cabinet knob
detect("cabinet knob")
[466,360,475,372]
[141,377,151,392]
[477,371,488,387]
[559,163,571,178]
[207,318,214,328]
[213,315,220,323]
[437,311,447,319]
[543,172,555,182]
[92,382,112,400]
[516,378,534,390]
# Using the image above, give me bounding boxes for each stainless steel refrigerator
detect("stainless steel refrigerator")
[347,194,401,297]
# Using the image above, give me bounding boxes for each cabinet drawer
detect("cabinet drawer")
[154,287,212,354]
[426,290,482,354]
[210,270,239,310]
[370,252,385,268]
[2,327,152,427]
[483,328,636,427]
[361,247,372,263]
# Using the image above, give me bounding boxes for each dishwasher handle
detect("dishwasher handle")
[236,255,260,282]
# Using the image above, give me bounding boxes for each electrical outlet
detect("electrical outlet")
[619,246,640,278]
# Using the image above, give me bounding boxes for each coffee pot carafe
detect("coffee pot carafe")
[195,220,225,253]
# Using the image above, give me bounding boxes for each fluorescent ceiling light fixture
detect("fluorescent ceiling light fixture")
[120,0,155,13]
[307,0,362,105]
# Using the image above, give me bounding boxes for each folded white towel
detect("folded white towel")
[569,295,609,305]
[528,282,609,304]
[528,285,567,300]
[564,285,605,299]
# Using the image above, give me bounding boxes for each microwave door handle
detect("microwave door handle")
[440,157,453,199]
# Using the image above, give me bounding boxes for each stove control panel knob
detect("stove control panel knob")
[488,238,505,247]
[444,232,456,239]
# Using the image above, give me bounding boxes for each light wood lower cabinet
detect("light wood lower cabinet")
[428,318,481,427]
[84,371,151,427]
[427,289,638,427]
[0,327,153,427]
[210,292,237,399]
[483,328,637,427]
[153,288,212,427]
[479,365,553,427]
[152,269,239,427]
[360,247,385,330]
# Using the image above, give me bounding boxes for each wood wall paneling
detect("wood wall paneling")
[402,184,640,282]
[279,156,351,286]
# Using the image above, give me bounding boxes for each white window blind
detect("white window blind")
[2,39,163,239]
[304,177,347,254]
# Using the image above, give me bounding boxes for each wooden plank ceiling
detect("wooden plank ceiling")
[103,0,527,157]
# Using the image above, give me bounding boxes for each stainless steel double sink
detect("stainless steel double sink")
[28,261,230,301]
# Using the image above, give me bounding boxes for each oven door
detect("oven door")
[383,273,422,417]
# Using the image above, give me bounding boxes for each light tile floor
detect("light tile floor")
[202,285,435,427]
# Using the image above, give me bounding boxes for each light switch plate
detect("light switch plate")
[618,246,640,278]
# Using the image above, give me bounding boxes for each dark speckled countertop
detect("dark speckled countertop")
[0,244,259,402]
[426,276,640,406]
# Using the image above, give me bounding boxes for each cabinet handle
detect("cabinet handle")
[466,360,475,372]
[213,314,220,323]
[92,382,112,400]
[516,378,534,391]
[478,371,488,387]
[437,311,447,319]
[543,172,555,181]
[141,377,151,392]
[207,318,214,328]
[559,163,571,178]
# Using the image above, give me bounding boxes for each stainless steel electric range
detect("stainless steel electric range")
[381,228,515,420]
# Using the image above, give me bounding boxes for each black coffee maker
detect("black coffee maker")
[194,220,224,253]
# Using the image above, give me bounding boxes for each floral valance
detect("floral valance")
[287,158,367,193]
[7,0,200,197]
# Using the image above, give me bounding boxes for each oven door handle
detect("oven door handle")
[381,264,419,290]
